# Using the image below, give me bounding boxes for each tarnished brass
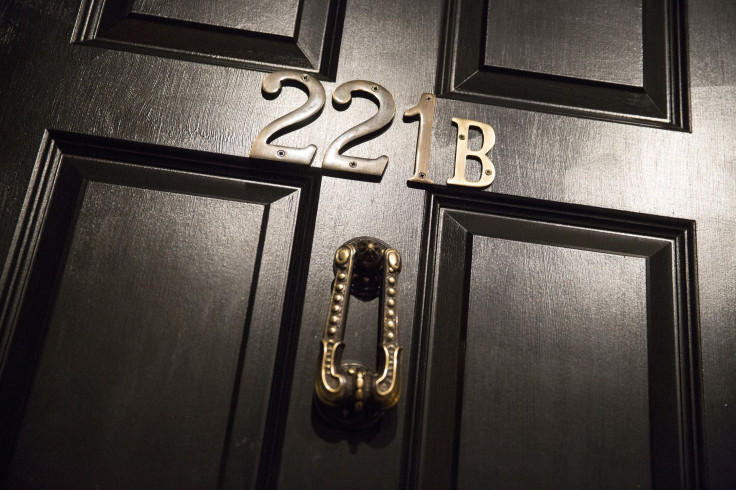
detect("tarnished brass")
[314,238,402,429]
[447,117,496,188]
[405,92,436,184]
[249,70,326,165]
[322,81,396,176]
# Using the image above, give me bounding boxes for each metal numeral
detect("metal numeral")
[405,92,436,184]
[322,81,396,177]
[250,71,498,186]
[249,70,326,165]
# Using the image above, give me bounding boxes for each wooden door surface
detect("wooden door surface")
[0,0,733,488]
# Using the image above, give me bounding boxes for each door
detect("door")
[0,0,733,488]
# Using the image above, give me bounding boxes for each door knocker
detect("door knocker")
[314,237,402,429]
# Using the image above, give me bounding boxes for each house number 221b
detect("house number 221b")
[249,70,496,189]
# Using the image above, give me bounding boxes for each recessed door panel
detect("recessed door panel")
[437,0,688,129]
[411,192,702,489]
[131,0,301,34]
[73,0,346,77]
[0,134,319,488]
[10,182,263,488]
[459,238,650,488]
[484,0,644,86]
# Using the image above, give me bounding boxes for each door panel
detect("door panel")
[412,193,701,489]
[438,0,687,129]
[73,0,346,77]
[0,134,320,487]
[459,238,650,489]
[11,182,262,488]
[483,0,644,85]
[130,0,301,33]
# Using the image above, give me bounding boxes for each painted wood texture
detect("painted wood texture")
[410,193,700,489]
[460,239,650,488]
[0,134,320,488]
[0,0,733,487]
[73,0,346,78]
[10,183,264,488]
[131,0,301,34]
[483,0,644,86]
[437,0,688,129]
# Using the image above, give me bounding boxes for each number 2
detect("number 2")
[250,74,396,177]
[322,81,396,177]
[249,70,326,165]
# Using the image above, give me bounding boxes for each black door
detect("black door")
[0,0,733,488]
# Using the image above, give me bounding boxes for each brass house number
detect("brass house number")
[249,70,497,188]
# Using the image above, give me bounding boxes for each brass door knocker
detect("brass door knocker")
[314,237,402,429]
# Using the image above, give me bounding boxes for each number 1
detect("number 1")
[404,93,436,184]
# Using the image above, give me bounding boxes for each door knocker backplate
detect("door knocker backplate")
[314,237,402,429]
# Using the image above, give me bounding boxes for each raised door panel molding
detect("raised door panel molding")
[408,191,704,489]
[436,0,689,130]
[72,0,346,79]
[0,132,320,487]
